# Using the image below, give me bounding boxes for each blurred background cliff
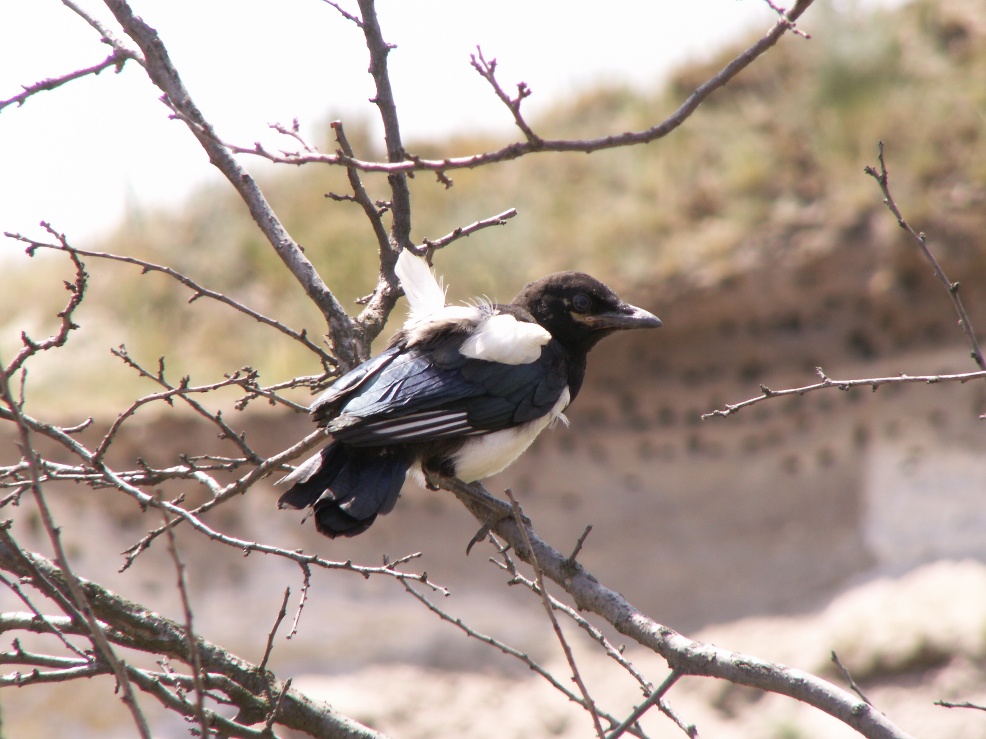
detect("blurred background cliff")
[4,0,986,736]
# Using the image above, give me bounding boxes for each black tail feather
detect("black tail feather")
[278,442,412,538]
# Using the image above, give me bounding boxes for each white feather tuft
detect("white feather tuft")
[396,250,446,317]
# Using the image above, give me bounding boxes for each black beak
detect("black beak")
[592,303,662,331]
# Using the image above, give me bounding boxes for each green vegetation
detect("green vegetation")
[4,0,984,413]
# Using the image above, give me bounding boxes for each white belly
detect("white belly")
[452,387,571,482]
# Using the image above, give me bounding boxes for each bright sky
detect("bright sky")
[2,1,787,244]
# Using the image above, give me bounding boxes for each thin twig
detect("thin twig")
[260,588,291,670]
[107,347,264,465]
[0,356,153,739]
[703,367,986,419]
[287,564,312,640]
[4,225,87,377]
[224,1,816,175]
[488,536,652,693]
[831,651,875,707]
[422,208,519,252]
[864,141,986,373]
[6,233,337,370]
[607,671,689,739]
[936,700,986,713]
[0,50,131,112]
[506,490,606,738]
[567,525,592,565]
[401,579,641,736]
[159,495,210,738]
[470,47,541,145]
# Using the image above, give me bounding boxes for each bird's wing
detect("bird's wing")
[310,346,404,426]
[325,336,569,447]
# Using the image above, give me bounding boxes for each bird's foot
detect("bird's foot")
[424,472,530,554]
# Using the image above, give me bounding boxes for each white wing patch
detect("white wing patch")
[460,312,551,365]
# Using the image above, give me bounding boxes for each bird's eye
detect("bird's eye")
[572,293,592,313]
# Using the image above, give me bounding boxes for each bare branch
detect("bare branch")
[0,357,153,739]
[470,47,541,145]
[506,490,605,738]
[4,224,87,377]
[422,208,518,252]
[159,495,210,738]
[98,0,361,368]
[0,50,132,112]
[864,141,986,373]
[703,367,986,419]
[6,232,337,371]
[0,540,386,739]
[224,1,816,176]
[435,475,915,739]
[260,588,291,670]
[831,651,875,708]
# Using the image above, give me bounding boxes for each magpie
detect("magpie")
[278,250,661,538]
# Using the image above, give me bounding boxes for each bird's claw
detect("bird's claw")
[465,523,491,555]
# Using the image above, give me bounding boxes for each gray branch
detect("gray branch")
[99,0,361,369]
[437,475,915,739]
[0,534,385,739]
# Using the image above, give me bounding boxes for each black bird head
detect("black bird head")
[512,271,662,355]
